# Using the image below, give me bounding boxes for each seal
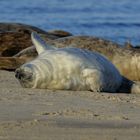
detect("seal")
[15,32,140,93]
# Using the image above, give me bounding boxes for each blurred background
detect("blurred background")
[0,0,140,45]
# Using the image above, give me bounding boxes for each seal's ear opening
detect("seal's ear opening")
[31,32,56,54]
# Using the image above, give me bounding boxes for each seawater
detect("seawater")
[0,0,140,45]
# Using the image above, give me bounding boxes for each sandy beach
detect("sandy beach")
[0,70,140,140]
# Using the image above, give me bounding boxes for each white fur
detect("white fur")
[131,81,140,94]
[31,32,56,54]
[17,33,122,92]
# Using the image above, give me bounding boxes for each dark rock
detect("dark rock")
[0,23,72,71]
[0,23,72,57]
[47,29,72,37]
[0,57,25,71]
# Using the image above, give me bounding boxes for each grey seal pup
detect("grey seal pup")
[15,33,140,93]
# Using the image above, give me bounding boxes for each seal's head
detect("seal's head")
[15,32,55,88]
[15,64,36,88]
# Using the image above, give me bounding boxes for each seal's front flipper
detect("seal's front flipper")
[31,32,56,54]
[82,69,103,92]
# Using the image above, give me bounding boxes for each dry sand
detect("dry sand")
[0,70,140,140]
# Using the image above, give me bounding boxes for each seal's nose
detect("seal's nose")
[15,69,24,79]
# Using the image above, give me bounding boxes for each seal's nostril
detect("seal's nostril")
[15,70,19,78]
[15,72,20,79]
[15,73,18,78]
[16,72,23,79]
[15,69,22,79]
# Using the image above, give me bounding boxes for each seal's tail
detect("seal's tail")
[118,76,140,94]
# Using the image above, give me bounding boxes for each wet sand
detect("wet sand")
[0,70,140,140]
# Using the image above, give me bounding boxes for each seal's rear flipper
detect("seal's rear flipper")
[31,32,56,54]
[118,76,140,94]
[131,81,140,94]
